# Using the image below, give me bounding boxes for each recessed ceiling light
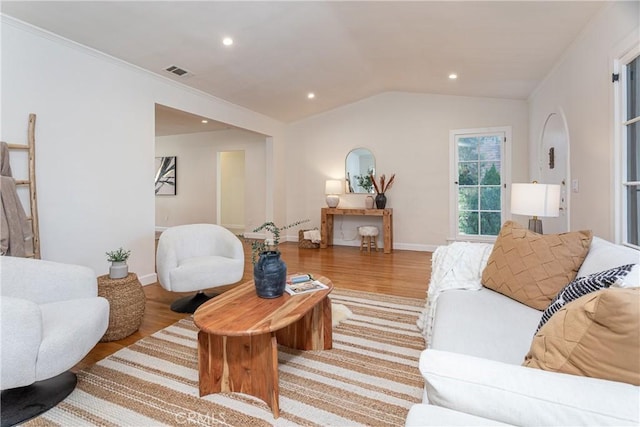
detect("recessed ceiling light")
[449,73,458,80]
[222,37,233,46]
[201,119,209,124]
[307,92,316,99]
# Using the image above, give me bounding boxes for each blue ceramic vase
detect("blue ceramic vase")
[253,250,287,298]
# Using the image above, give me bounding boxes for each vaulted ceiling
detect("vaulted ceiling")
[2,1,606,124]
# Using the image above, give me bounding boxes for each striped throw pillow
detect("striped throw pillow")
[536,264,635,333]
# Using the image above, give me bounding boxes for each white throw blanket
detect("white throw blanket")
[303,229,322,243]
[417,241,494,345]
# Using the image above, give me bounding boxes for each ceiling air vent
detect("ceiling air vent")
[164,65,192,77]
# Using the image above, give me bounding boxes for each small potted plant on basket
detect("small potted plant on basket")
[369,172,396,209]
[242,219,309,298]
[106,247,131,279]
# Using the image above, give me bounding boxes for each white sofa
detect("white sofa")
[407,237,640,426]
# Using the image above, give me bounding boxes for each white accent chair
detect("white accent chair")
[156,224,245,313]
[0,256,109,425]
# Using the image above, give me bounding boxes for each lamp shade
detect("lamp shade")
[325,180,343,195]
[511,183,560,217]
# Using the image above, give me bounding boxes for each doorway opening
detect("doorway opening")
[539,111,570,234]
[218,150,245,235]
[154,103,268,236]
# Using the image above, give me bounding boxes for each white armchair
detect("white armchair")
[156,223,245,313]
[0,256,109,425]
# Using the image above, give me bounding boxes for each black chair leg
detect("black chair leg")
[1,371,77,427]
[170,292,219,313]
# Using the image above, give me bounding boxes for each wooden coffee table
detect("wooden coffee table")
[193,275,333,418]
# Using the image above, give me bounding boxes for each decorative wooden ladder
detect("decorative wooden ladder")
[6,113,40,259]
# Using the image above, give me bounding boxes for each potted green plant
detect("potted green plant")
[242,219,309,298]
[106,247,131,279]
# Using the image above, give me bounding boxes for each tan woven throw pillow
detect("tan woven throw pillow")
[523,287,640,386]
[481,221,592,310]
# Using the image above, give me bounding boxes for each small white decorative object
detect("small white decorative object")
[365,196,374,209]
[325,180,342,208]
[109,261,129,279]
[106,247,131,279]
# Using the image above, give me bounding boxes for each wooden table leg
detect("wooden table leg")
[276,297,333,350]
[198,331,280,417]
[320,209,334,249]
[383,210,393,254]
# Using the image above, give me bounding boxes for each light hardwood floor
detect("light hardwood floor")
[74,242,431,371]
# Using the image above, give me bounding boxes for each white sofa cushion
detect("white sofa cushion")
[616,263,639,288]
[406,404,512,426]
[536,263,635,332]
[430,288,541,365]
[577,237,639,278]
[420,349,640,426]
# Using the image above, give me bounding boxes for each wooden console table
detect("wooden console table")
[320,208,393,253]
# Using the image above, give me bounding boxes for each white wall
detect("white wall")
[528,2,639,240]
[1,16,284,284]
[285,92,529,249]
[155,130,265,229]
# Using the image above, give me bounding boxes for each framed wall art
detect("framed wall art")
[155,156,177,195]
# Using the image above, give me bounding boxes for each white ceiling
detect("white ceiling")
[155,104,236,136]
[2,1,606,125]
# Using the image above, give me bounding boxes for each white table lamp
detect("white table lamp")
[325,180,342,208]
[511,182,560,234]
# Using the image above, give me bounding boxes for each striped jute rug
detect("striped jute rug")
[25,288,426,427]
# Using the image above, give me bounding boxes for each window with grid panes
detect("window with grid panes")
[622,54,640,246]
[452,130,507,238]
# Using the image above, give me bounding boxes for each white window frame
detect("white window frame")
[613,38,640,249]
[449,126,512,242]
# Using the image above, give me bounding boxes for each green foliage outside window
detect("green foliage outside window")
[481,164,501,185]
[458,162,502,236]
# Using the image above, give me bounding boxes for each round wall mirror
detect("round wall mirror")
[345,148,375,193]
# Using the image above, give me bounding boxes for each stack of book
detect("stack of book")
[285,274,328,295]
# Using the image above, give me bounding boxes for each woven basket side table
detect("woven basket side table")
[97,273,146,342]
[298,229,320,249]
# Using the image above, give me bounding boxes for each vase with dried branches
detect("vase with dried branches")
[241,219,309,298]
[369,172,396,209]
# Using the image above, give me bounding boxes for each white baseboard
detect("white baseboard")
[325,238,437,252]
[394,243,438,252]
[139,273,158,286]
[244,233,438,252]
[446,236,497,244]
[243,232,266,240]
[221,223,245,230]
